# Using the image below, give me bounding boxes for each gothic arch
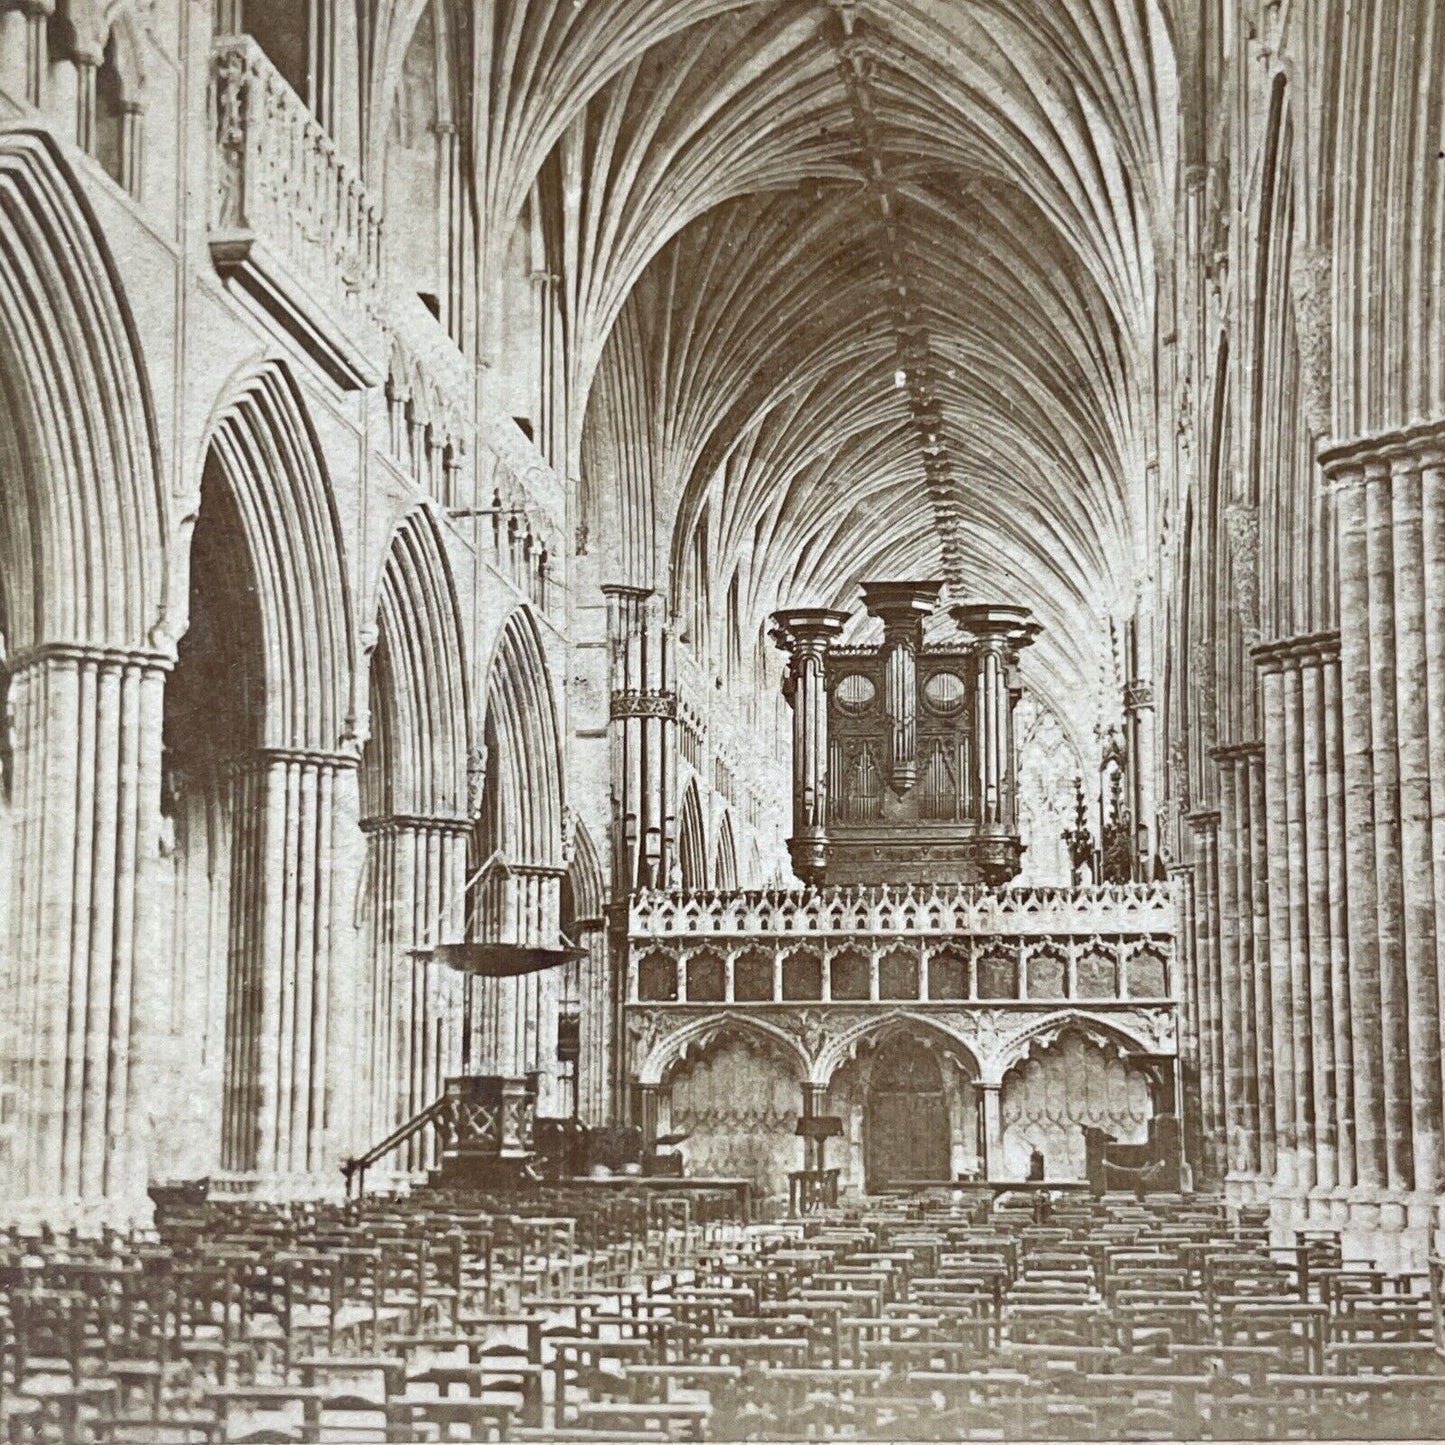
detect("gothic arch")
[566,818,606,927]
[363,506,470,821]
[712,810,739,891]
[638,1013,809,1089]
[482,606,564,869]
[202,363,354,752]
[993,1011,1163,1085]
[367,0,458,178]
[0,129,166,657]
[676,777,707,890]
[814,1012,981,1090]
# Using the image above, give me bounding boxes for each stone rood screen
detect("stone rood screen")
[771,583,1041,887]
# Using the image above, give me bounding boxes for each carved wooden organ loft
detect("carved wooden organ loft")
[770,582,1041,888]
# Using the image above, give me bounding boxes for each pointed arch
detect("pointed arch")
[815,1011,982,1089]
[566,818,606,927]
[995,1011,1166,1084]
[638,1012,809,1089]
[676,777,707,890]
[712,810,739,891]
[363,506,470,821]
[0,129,166,657]
[203,362,354,752]
[482,606,564,868]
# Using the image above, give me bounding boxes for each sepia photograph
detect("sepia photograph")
[0,0,1442,1439]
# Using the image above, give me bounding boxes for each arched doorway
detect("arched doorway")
[662,1025,803,1197]
[865,1034,950,1190]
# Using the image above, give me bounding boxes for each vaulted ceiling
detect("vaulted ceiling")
[470,0,1180,722]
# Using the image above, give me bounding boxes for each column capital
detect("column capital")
[1209,740,1264,764]
[358,813,474,838]
[1250,629,1341,669]
[5,640,175,675]
[1186,809,1221,834]
[600,582,655,600]
[1319,419,1445,482]
[251,746,361,771]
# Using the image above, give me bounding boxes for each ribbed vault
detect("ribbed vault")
[535,0,1179,724]
[358,0,1178,725]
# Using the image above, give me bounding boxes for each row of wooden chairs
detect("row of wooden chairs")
[0,1183,749,1442]
[0,1186,1439,1440]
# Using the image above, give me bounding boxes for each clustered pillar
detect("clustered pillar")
[220,748,362,1182]
[360,815,470,1174]
[1188,423,1445,1268]
[0,645,169,1219]
[1186,810,1226,1184]
[1321,427,1444,1257]
[1208,742,1277,1199]
[1248,635,1353,1216]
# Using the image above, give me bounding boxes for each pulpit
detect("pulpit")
[429,1073,539,1189]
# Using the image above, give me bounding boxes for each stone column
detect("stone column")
[770,608,850,884]
[859,581,942,793]
[1211,745,1258,1181]
[1244,745,1277,1181]
[1169,862,1204,1174]
[1126,679,1158,879]
[1321,426,1445,1210]
[359,814,470,1170]
[637,1083,660,1147]
[0,645,169,1220]
[1282,648,1317,1193]
[1299,639,1341,1194]
[979,1082,1004,1180]
[1320,643,1355,1192]
[1187,810,1225,1183]
[220,747,360,1183]
[1253,634,1353,1200]
[1255,652,1299,1193]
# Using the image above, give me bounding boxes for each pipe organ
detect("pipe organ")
[771,585,1040,888]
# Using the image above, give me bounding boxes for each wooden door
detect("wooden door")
[865,1036,950,1190]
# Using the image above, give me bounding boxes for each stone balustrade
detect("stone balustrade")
[629,881,1177,940]
[209,36,386,388]
[477,398,563,615]
[386,294,470,504]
